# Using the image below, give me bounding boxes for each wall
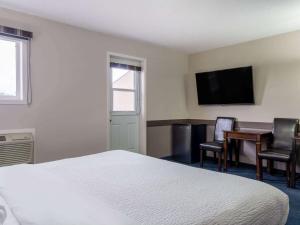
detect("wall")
[0,8,188,163]
[147,126,171,158]
[147,120,214,158]
[2,7,300,166]
[188,30,300,122]
[188,30,300,171]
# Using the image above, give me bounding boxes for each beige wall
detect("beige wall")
[188,30,300,122]
[147,126,172,158]
[0,8,188,163]
[187,30,300,171]
[147,124,214,158]
[150,30,300,159]
[2,7,300,168]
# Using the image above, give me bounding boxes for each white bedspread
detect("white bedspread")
[0,150,289,225]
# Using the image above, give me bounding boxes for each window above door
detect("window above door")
[112,68,136,112]
[110,56,142,115]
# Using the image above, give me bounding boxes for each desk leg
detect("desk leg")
[223,137,228,172]
[235,140,240,167]
[256,141,262,181]
[291,140,297,188]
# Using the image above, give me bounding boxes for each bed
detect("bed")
[0,150,289,225]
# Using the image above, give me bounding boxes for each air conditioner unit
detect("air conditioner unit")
[0,133,34,167]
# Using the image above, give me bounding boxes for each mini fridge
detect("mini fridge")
[171,124,207,164]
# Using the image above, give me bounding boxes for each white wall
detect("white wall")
[0,8,188,163]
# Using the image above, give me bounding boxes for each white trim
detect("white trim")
[106,52,147,155]
[112,88,135,92]
[15,41,21,100]
[139,59,147,155]
[111,112,140,116]
[21,38,29,103]
[106,53,111,151]
[0,100,27,105]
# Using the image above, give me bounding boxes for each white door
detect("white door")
[109,57,141,153]
[110,115,139,152]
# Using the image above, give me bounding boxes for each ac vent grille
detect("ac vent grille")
[0,133,33,167]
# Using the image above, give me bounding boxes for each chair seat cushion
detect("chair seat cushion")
[200,142,223,152]
[258,148,292,161]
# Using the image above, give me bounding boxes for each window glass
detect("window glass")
[113,90,135,111]
[0,39,17,97]
[112,68,134,90]
[0,35,29,104]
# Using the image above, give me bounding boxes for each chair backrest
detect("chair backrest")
[214,117,236,142]
[272,118,299,150]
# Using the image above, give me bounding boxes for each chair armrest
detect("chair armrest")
[292,136,300,154]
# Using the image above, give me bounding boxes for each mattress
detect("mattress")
[0,150,289,225]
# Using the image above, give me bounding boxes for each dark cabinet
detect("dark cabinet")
[171,124,206,164]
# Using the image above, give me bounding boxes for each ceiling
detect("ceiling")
[1,0,300,53]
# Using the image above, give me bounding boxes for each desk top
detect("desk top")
[225,130,272,135]
[224,130,272,142]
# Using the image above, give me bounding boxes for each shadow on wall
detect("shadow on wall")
[184,73,190,109]
[252,66,268,106]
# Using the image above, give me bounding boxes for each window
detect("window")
[0,35,29,104]
[111,68,139,113]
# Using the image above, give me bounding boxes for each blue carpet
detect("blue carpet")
[167,158,300,225]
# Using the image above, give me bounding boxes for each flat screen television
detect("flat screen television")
[195,66,254,105]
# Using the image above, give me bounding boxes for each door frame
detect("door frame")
[106,52,147,155]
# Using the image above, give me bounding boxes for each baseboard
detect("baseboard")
[161,155,299,176]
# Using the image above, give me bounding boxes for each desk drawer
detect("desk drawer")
[227,132,257,141]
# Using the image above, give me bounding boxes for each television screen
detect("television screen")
[195,66,254,105]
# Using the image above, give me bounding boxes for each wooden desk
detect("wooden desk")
[223,130,272,180]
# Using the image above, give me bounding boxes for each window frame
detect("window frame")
[110,67,140,115]
[0,35,28,105]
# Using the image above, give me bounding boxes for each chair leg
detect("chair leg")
[286,161,291,188]
[229,147,233,167]
[218,152,222,172]
[258,158,263,181]
[213,152,216,162]
[200,149,204,168]
[267,160,273,175]
[291,158,296,188]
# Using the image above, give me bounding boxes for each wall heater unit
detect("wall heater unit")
[0,133,34,167]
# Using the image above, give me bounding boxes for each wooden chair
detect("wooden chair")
[199,117,236,171]
[257,118,299,188]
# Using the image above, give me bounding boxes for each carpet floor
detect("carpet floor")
[167,158,300,225]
